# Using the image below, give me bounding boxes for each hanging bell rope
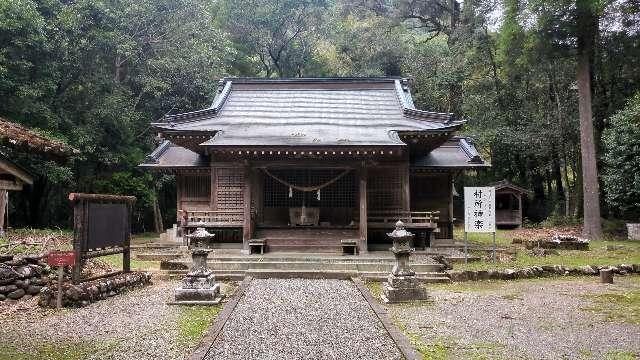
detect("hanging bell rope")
[261,168,352,196]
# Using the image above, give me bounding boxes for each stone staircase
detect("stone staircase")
[159,254,450,283]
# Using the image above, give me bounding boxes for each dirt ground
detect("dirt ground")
[387,276,640,360]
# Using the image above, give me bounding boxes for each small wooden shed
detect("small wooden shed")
[0,155,34,235]
[491,180,530,228]
[0,117,77,234]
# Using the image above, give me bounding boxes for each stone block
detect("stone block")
[7,288,25,300]
[174,284,222,304]
[381,281,428,303]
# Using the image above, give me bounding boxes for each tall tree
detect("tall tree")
[575,0,602,238]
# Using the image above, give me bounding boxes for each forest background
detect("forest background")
[1,0,638,234]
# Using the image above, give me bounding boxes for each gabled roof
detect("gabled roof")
[139,140,208,169]
[153,77,463,149]
[490,179,531,194]
[410,137,489,169]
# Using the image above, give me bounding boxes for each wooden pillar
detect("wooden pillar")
[448,173,454,240]
[176,174,182,223]
[242,164,252,254]
[210,167,217,210]
[0,190,7,236]
[518,193,523,228]
[71,200,86,284]
[403,165,411,212]
[359,165,368,253]
[123,201,132,273]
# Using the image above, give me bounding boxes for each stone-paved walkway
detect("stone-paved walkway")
[204,278,402,360]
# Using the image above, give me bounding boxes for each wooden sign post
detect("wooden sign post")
[47,251,75,309]
[463,187,496,264]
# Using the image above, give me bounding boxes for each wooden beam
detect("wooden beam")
[359,165,368,253]
[0,179,23,191]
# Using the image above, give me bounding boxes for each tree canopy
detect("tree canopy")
[1,0,639,231]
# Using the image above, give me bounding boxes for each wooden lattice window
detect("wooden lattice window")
[179,173,210,201]
[215,168,244,210]
[368,167,404,211]
[263,169,356,208]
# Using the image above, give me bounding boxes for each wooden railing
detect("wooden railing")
[496,209,521,224]
[181,210,244,227]
[367,210,440,229]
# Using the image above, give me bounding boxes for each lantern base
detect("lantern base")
[381,275,428,303]
[173,283,222,304]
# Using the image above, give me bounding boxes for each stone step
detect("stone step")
[131,242,183,249]
[204,260,443,273]
[135,253,183,261]
[245,269,450,283]
[156,267,448,283]
[264,244,344,253]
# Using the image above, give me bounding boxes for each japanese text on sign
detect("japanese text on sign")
[464,187,495,233]
[47,251,76,267]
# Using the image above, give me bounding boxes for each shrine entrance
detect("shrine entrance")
[252,167,360,253]
[257,168,358,228]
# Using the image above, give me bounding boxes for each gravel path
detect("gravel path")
[205,278,402,360]
[0,280,215,360]
[389,276,640,359]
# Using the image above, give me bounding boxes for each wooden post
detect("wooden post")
[72,200,84,283]
[359,165,368,253]
[123,202,131,273]
[56,266,64,309]
[403,165,411,212]
[600,268,613,284]
[0,189,6,236]
[518,194,523,228]
[242,165,252,254]
[210,167,217,210]
[449,173,455,240]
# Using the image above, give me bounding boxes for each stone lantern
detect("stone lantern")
[172,227,223,305]
[382,220,428,303]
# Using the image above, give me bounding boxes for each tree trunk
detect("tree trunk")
[576,0,602,239]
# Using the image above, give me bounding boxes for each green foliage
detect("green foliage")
[0,0,639,230]
[216,0,330,77]
[603,93,640,219]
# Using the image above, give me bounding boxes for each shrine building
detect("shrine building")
[140,77,488,253]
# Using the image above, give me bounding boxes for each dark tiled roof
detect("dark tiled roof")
[153,78,463,147]
[410,137,489,168]
[139,141,208,169]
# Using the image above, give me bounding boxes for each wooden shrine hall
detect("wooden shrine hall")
[140,77,488,254]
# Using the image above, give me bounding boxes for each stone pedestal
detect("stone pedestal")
[382,274,428,303]
[171,228,223,305]
[382,221,428,303]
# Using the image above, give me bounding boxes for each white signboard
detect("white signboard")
[464,187,495,233]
